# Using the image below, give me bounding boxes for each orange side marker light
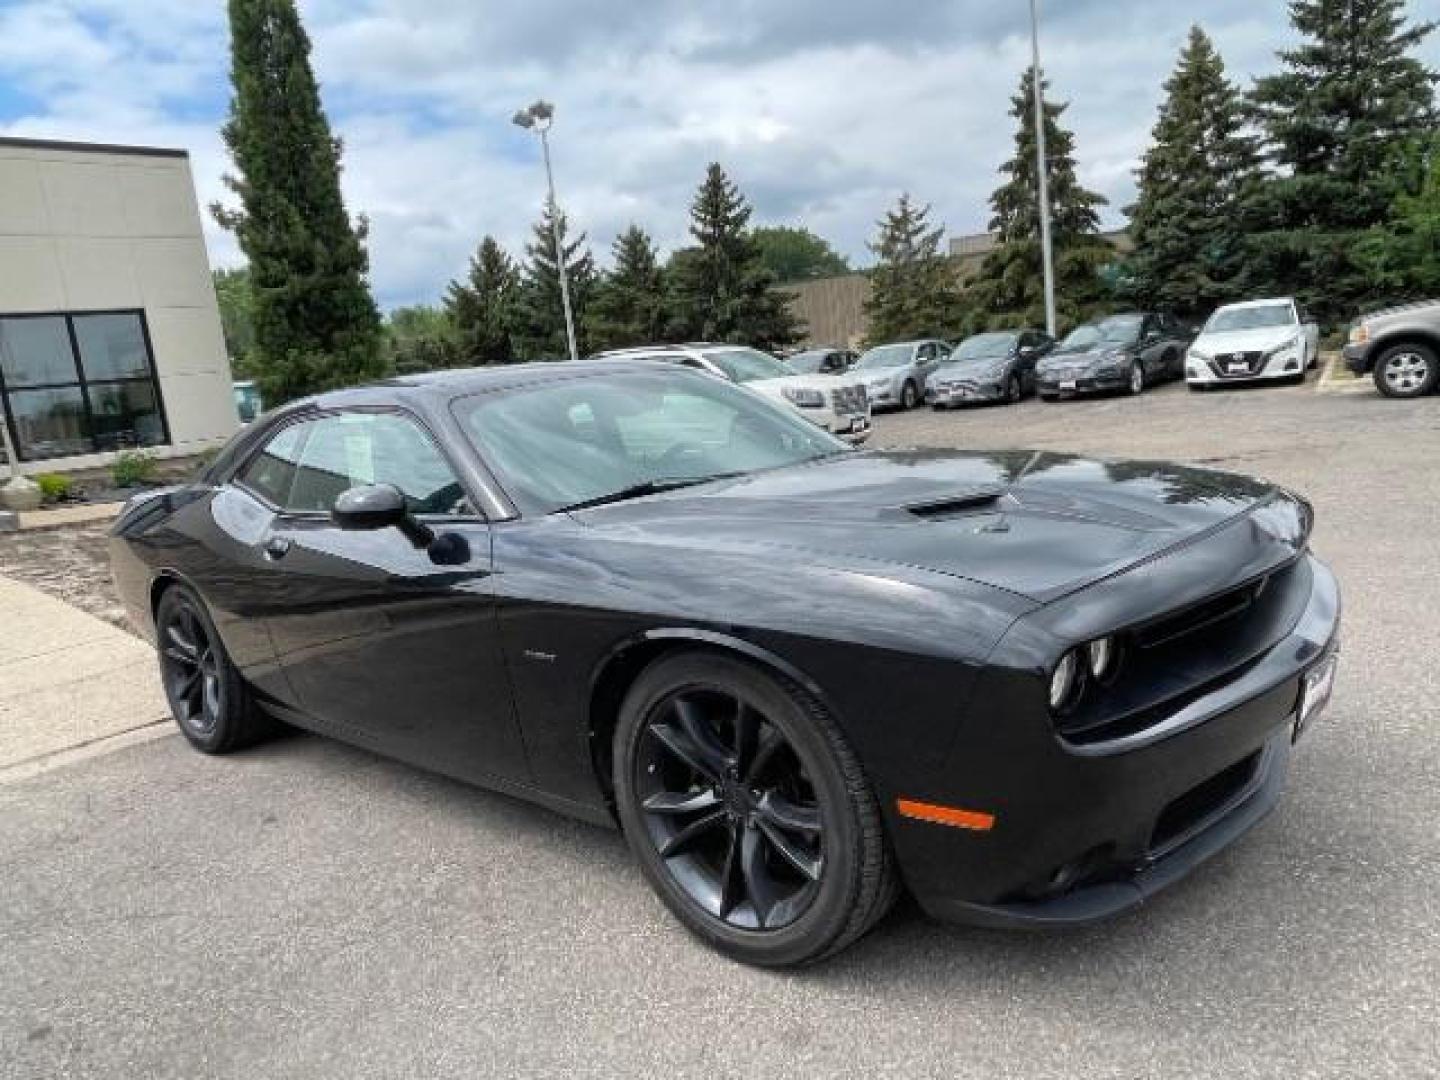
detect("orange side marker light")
[896,799,996,831]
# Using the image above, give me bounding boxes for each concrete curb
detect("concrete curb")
[15,501,123,532]
[1316,351,1373,395]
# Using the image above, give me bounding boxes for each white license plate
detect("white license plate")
[1060,380,1078,391]
[1295,651,1338,741]
[1227,362,1249,374]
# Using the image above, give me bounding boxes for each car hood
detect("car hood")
[747,373,858,393]
[1192,327,1297,354]
[573,449,1297,603]
[1041,343,1116,365]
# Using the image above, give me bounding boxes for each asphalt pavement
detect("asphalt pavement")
[2,377,1438,1079]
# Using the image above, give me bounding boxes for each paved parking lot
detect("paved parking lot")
[3,379,1438,1079]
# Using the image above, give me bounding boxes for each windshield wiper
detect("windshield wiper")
[555,473,744,514]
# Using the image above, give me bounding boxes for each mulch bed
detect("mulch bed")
[0,521,133,633]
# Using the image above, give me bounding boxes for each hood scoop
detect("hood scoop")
[902,487,1007,521]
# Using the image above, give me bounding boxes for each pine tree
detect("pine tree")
[862,194,966,344]
[586,226,667,351]
[213,0,383,404]
[444,237,518,365]
[666,164,802,350]
[1246,0,1437,325]
[511,200,596,361]
[1123,27,1262,318]
[1355,134,1440,298]
[964,67,1115,334]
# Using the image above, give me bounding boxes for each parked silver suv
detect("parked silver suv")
[1344,299,1440,398]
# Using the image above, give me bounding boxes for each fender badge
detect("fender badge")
[523,649,557,663]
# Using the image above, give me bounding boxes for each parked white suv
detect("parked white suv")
[590,344,872,443]
[1186,298,1320,388]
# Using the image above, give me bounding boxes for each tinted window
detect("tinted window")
[0,317,75,387]
[73,314,151,381]
[238,422,307,507]
[285,412,468,516]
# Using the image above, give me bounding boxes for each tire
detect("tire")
[1005,374,1022,404]
[1128,361,1145,395]
[613,651,899,967]
[900,381,918,410]
[1373,343,1438,399]
[155,585,276,754]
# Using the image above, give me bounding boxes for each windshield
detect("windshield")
[1059,325,1103,349]
[1097,315,1144,343]
[704,348,792,383]
[786,350,830,374]
[949,333,1017,363]
[855,345,913,370]
[1204,304,1295,333]
[453,369,847,514]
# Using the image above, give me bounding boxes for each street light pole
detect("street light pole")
[514,101,579,363]
[1029,0,1058,338]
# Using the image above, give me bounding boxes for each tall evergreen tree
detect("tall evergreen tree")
[963,67,1115,334]
[862,194,966,344]
[1123,27,1262,318]
[211,266,256,374]
[1356,134,1440,298]
[444,236,519,365]
[511,200,596,361]
[665,164,802,350]
[213,0,383,404]
[1247,0,1437,325]
[586,226,667,351]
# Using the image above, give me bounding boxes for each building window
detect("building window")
[0,311,169,462]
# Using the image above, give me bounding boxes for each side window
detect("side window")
[237,423,307,507]
[286,412,470,517]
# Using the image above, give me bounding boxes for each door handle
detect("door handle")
[263,536,292,561]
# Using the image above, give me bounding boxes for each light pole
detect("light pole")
[513,100,579,363]
[1029,0,1058,338]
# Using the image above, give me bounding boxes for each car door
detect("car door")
[247,408,530,785]
[915,342,941,388]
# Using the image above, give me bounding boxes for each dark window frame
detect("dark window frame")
[0,308,171,463]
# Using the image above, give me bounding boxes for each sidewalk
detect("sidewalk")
[0,573,170,777]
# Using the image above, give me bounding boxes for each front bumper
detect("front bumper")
[1187,351,1304,384]
[1038,369,1128,396]
[825,413,872,444]
[1342,342,1372,375]
[929,381,1007,406]
[903,552,1340,929]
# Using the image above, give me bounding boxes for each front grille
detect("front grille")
[1055,558,1309,745]
[1151,751,1262,853]
[831,385,867,413]
[1207,351,1266,378]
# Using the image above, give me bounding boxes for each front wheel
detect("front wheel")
[614,652,898,967]
[1374,344,1438,399]
[900,381,918,410]
[155,586,275,754]
[1128,361,1145,395]
[1006,374,1023,404]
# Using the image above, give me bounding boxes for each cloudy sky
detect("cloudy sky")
[1,0,1436,309]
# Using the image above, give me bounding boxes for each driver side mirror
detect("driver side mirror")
[334,483,464,562]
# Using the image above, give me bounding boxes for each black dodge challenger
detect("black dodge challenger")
[110,361,1340,967]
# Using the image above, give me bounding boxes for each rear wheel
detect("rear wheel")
[1374,344,1437,399]
[155,586,274,754]
[614,652,898,967]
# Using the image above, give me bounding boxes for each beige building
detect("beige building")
[0,136,237,477]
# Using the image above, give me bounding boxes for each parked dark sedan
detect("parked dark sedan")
[1038,313,1192,400]
[110,362,1340,967]
[928,329,1054,407]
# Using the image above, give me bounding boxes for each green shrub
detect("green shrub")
[111,451,159,489]
[34,473,74,504]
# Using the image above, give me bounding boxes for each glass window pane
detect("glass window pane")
[238,422,307,507]
[0,317,78,388]
[87,380,166,452]
[6,387,91,460]
[286,412,464,515]
[73,314,151,381]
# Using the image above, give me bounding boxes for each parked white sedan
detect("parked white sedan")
[590,343,872,443]
[1186,299,1321,388]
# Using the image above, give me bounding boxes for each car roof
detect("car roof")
[1214,298,1295,311]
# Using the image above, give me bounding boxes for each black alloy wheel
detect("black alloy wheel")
[614,652,897,966]
[155,587,273,754]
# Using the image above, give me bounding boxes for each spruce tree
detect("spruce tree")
[1356,135,1440,298]
[665,164,802,350]
[586,226,667,351]
[1247,0,1437,325]
[1123,27,1261,318]
[964,67,1115,334]
[511,200,596,361]
[862,194,966,344]
[213,0,383,404]
[444,236,518,365]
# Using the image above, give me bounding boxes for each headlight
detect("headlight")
[782,387,825,409]
[1265,334,1302,358]
[1088,636,1117,681]
[1349,324,1369,345]
[1049,650,1081,711]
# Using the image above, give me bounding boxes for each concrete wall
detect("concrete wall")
[0,138,236,476]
